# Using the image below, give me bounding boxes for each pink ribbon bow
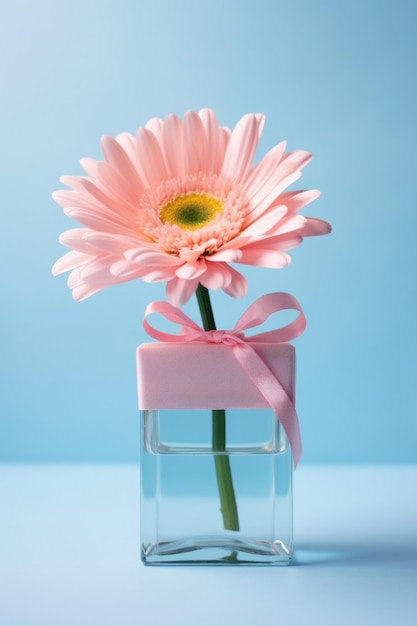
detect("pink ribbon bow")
[143,292,306,467]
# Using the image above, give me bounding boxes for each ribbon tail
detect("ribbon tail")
[233,343,302,468]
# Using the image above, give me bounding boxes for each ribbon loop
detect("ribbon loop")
[142,292,305,467]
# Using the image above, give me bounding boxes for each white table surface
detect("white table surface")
[1,464,416,626]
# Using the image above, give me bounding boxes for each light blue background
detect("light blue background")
[1,0,416,462]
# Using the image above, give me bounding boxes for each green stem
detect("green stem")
[195,284,240,531]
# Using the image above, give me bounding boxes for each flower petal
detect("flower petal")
[124,247,182,267]
[222,265,247,298]
[243,234,303,252]
[199,108,221,173]
[64,208,136,236]
[52,250,89,275]
[280,149,312,172]
[77,179,137,219]
[245,171,302,224]
[100,135,144,192]
[215,126,231,172]
[166,276,200,306]
[115,132,141,171]
[142,268,179,283]
[58,229,98,254]
[145,116,164,142]
[222,113,265,180]
[78,160,140,209]
[265,213,307,237]
[110,259,146,277]
[72,283,104,302]
[278,189,321,214]
[243,141,287,197]
[162,114,184,177]
[82,231,138,254]
[240,205,288,240]
[178,246,206,262]
[175,259,207,280]
[297,217,332,236]
[80,258,123,283]
[199,262,232,291]
[238,248,292,268]
[208,248,243,263]
[136,127,168,187]
[184,110,208,174]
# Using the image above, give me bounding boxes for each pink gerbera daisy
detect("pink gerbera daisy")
[52,109,331,306]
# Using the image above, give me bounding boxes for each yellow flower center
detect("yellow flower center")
[159,193,222,231]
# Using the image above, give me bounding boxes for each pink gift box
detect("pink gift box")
[137,342,295,410]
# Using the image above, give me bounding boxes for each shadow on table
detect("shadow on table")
[293,544,417,568]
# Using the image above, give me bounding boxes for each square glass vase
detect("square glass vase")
[140,407,293,565]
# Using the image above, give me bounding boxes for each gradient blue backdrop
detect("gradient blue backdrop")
[1,0,416,462]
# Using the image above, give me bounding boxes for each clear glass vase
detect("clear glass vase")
[140,407,293,565]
